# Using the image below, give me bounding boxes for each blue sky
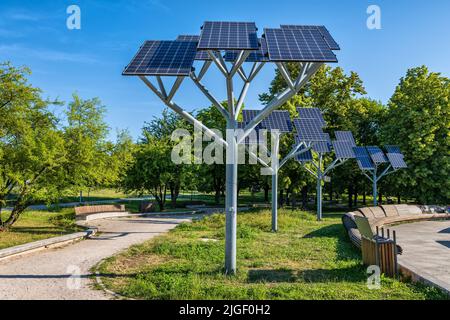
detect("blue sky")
[1,0,449,140]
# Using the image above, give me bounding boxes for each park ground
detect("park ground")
[2,190,444,300]
[96,209,447,300]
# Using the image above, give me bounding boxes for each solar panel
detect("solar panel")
[354,147,375,170]
[294,118,326,141]
[312,133,331,153]
[296,146,313,163]
[366,146,388,164]
[264,28,338,62]
[261,110,293,133]
[385,145,402,155]
[332,141,355,159]
[242,109,259,124]
[297,107,326,127]
[334,131,356,146]
[386,153,408,169]
[176,35,210,60]
[280,25,340,50]
[198,21,259,50]
[123,40,197,76]
[237,122,261,145]
[224,38,269,62]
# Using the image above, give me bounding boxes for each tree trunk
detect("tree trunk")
[363,190,367,206]
[263,185,269,202]
[329,181,333,201]
[301,186,308,209]
[215,189,221,204]
[291,193,297,209]
[79,190,83,203]
[170,185,179,209]
[354,191,358,207]
[279,189,284,207]
[378,191,382,205]
[348,184,353,208]
[285,190,290,207]
[397,193,401,204]
[0,204,27,232]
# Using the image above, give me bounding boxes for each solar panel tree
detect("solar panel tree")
[238,109,318,232]
[353,145,408,206]
[293,110,358,220]
[122,21,339,274]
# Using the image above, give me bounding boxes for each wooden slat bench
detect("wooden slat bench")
[342,205,450,250]
[75,204,127,221]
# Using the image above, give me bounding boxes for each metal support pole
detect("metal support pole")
[271,136,280,232]
[373,169,378,206]
[317,153,323,221]
[272,170,278,232]
[225,118,238,274]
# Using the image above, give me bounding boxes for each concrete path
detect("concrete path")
[0,215,192,300]
[391,220,450,294]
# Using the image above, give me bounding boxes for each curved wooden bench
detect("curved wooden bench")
[75,204,127,221]
[342,205,450,249]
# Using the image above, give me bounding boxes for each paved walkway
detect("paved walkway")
[0,215,192,300]
[391,220,450,294]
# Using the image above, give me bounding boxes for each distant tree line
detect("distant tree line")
[0,62,134,231]
[124,64,449,209]
[0,61,448,229]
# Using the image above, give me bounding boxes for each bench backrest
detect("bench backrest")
[355,216,376,239]
[74,204,125,216]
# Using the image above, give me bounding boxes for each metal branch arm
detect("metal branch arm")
[239,62,323,143]
[139,75,228,148]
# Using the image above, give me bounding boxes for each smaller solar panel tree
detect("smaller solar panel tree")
[353,145,407,206]
[238,109,313,232]
[295,118,357,220]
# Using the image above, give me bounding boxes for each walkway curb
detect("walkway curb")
[0,227,97,262]
[399,261,450,297]
[0,211,205,262]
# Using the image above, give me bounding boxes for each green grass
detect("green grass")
[0,209,82,250]
[96,209,446,300]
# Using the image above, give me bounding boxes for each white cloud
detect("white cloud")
[0,44,99,64]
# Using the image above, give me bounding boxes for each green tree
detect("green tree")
[196,105,227,204]
[0,62,67,231]
[63,94,110,200]
[261,65,383,208]
[382,66,450,204]
[122,137,174,211]
[142,109,192,208]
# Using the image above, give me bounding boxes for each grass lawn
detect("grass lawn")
[0,209,82,250]
[96,209,446,300]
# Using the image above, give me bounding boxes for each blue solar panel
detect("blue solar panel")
[294,118,326,141]
[334,131,356,146]
[264,28,338,62]
[176,35,210,60]
[123,40,197,76]
[261,110,293,133]
[385,145,402,155]
[280,25,340,50]
[224,38,269,62]
[242,109,259,123]
[366,146,388,164]
[237,122,261,145]
[354,147,375,170]
[296,146,313,163]
[198,21,259,50]
[332,141,355,159]
[297,107,326,127]
[312,133,331,153]
[386,153,407,169]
